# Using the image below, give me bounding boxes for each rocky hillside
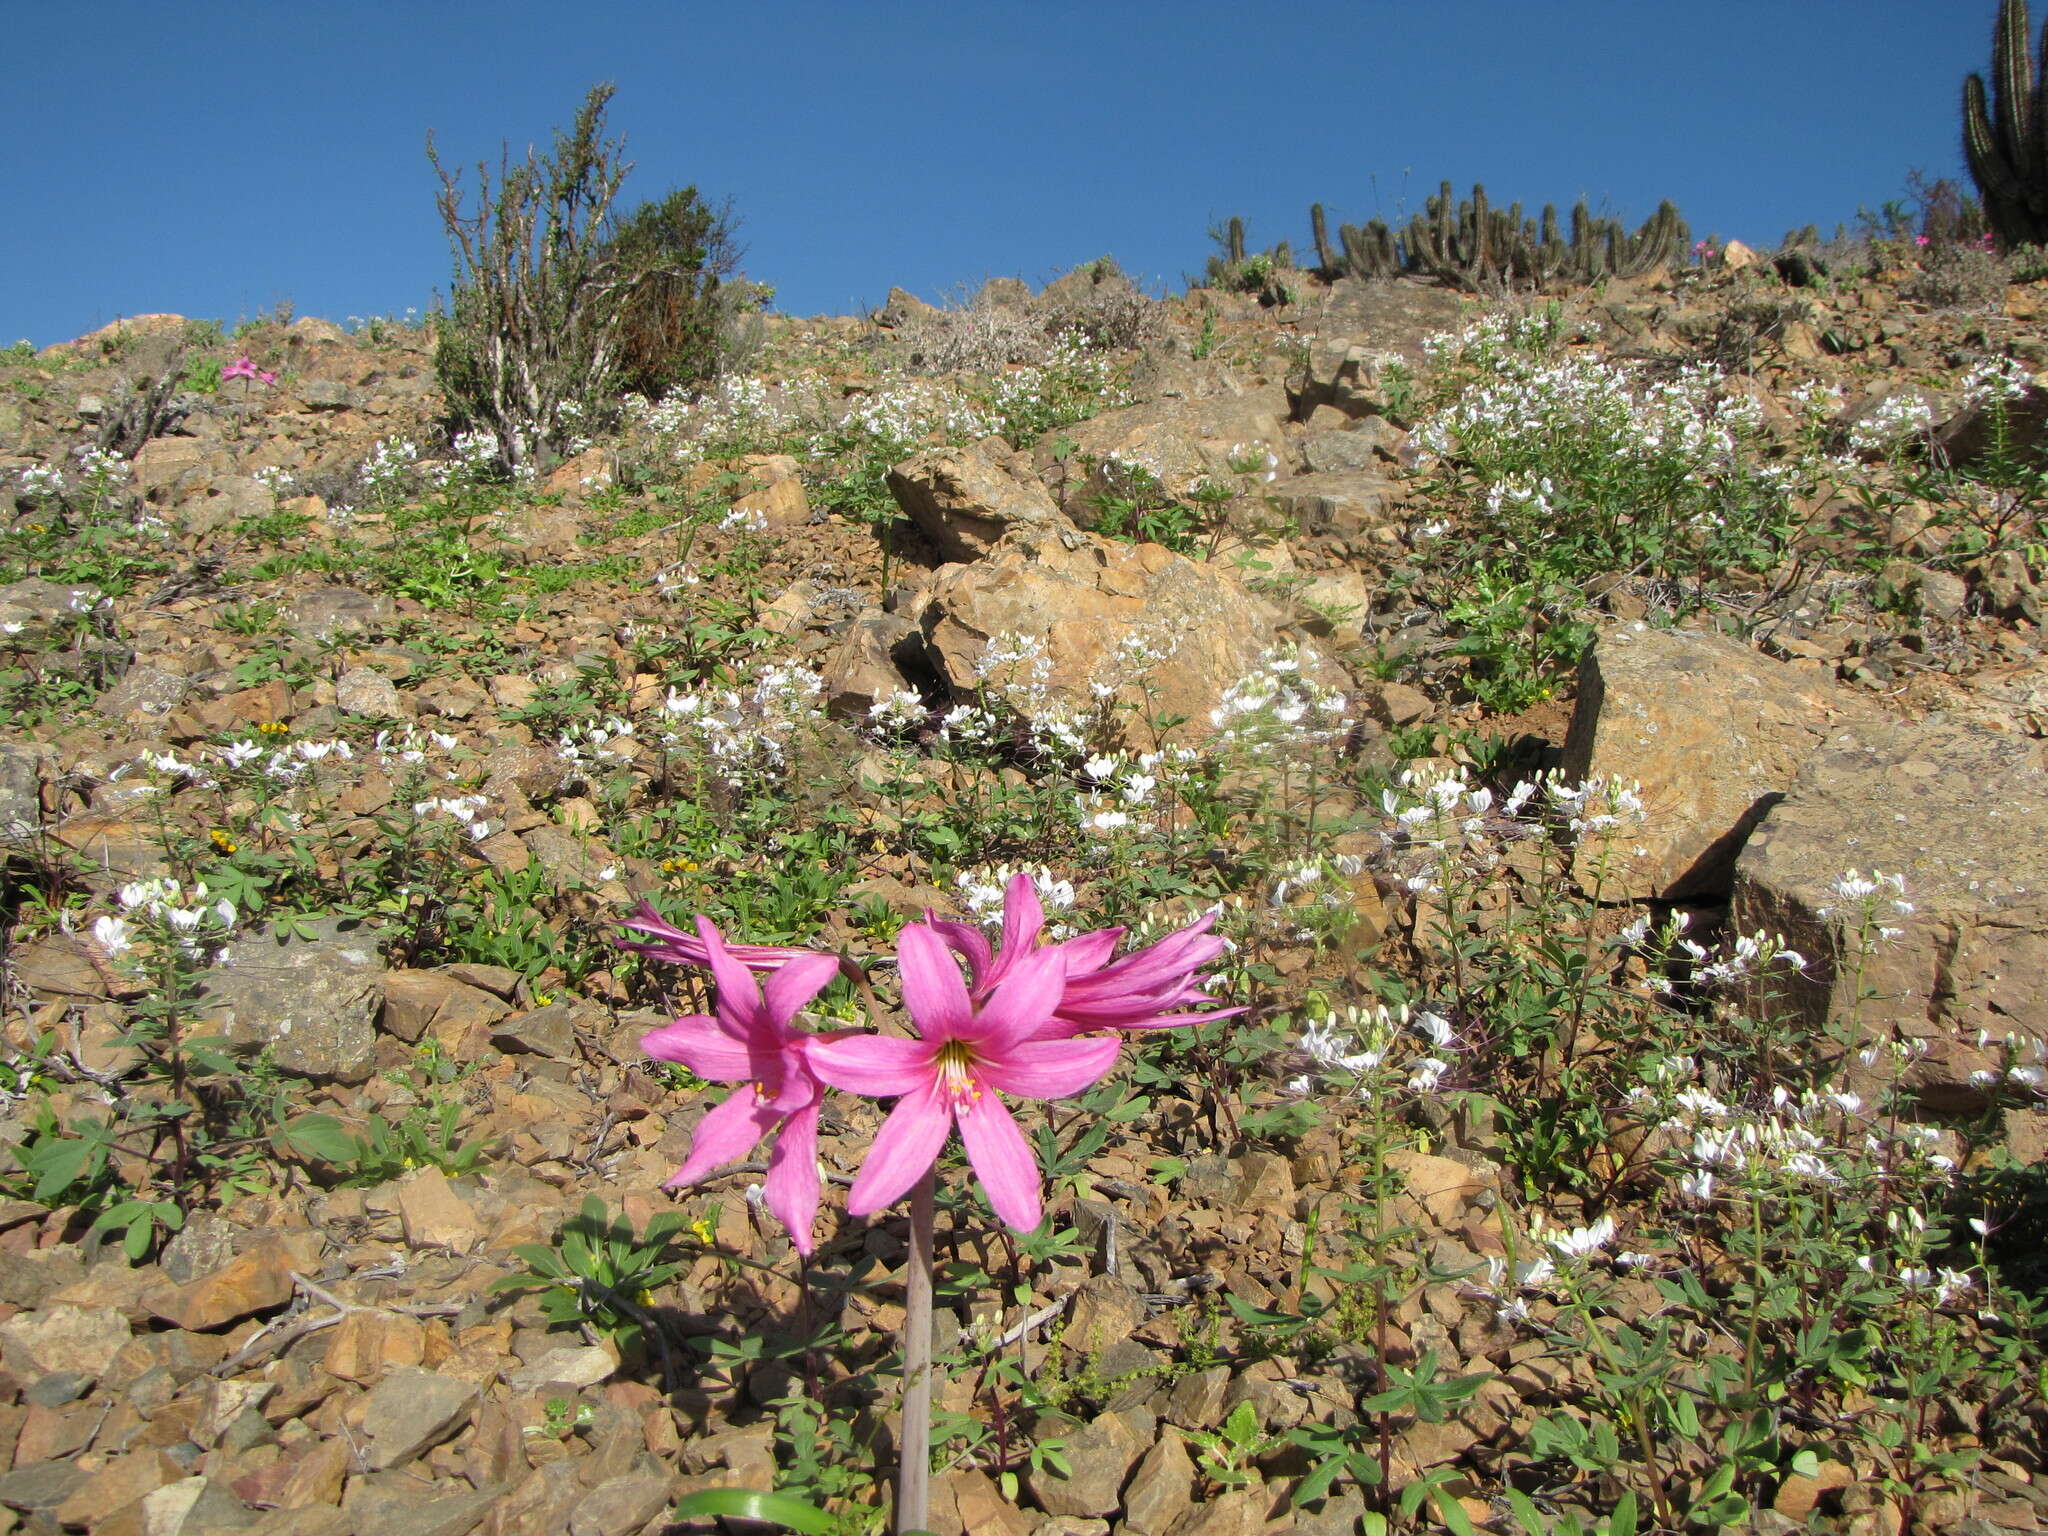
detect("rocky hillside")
[0,246,2043,1536]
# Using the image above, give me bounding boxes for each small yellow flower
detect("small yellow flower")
[689,1216,716,1245]
[258,720,290,736]
[209,829,238,854]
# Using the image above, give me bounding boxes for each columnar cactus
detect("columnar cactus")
[1963,0,2048,245]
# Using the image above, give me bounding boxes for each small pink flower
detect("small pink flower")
[808,923,1119,1233]
[222,355,276,385]
[640,917,842,1255]
[1916,234,1931,248]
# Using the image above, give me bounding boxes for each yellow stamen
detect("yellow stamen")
[935,1040,983,1107]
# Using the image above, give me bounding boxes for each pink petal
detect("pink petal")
[955,1092,1042,1233]
[763,1099,822,1256]
[806,1034,937,1096]
[761,951,840,1026]
[696,917,764,1035]
[998,873,1045,965]
[1054,927,1124,975]
[665,1088,780,1187]
[897,922,971,1041]
[641,1015,757,1082]
[923,915,994,987]
[970,942,1066,1049]
[846,1082,952,1217]
[977,1036,1121,1099]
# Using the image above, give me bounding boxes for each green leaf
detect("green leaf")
[1431,1483,1480,1536]
[670,1488,906,1534]
[282,1114,358,1164]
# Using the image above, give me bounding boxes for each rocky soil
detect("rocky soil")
[0,249,2043,1536]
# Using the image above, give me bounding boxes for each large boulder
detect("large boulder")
[886,440,1070,563]
[1734,717,2048,1110]
[914,526,1340,734]
[1559,624,1877,900]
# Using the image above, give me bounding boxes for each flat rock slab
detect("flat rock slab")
[196,919,386,1084]
[1735,715,2048,1107]
[359,1368,478,1470]
[1560,623,1877,900]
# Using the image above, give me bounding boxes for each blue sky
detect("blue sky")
[4,2,1993,346]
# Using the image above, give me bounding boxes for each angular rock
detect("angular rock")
[1027,1410,1143,1518]
[396,1166,483,1253]
[1560,624,1876,900]
[504,1344,617,1393]
[888,440,1071,563]
[1734,716,2048,1107]
[820,610,922,718]
[0,1302,130,1378]
[336,667,406,717]
[930,1468,1034,1536]
[290,586,394,639]
[359,1368,477,1470]
[1266,472,1399,538]
[566,1473,671,1536]
[0,742,43,844]
[1121,1431,1196,1536]
[1066,1274,1146,1358]
[344,1475,498,1536]
[147,1231,319,1331]
[1038,394,1290,514]
[916,528,1339,738]
[379,970,510,1053]
[96,663,191,720]
[195,918,386,1083]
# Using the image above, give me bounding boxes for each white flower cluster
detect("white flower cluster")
[865,689,928,738]
[1960,355,2032,409]
[659,661,825,789]
[1209,645,1350,746]
[1846,394,1936,454]
[215,736,354,785]
[252,466,297,494]
[559,714,638,768]
[73,446,124,488]
[371,726,461,773]
[1073,749,1174,835]
[17,463,62,498]
[411,793,494,841]
[1416,351,1758,489]
[99,877,238,957]
[358,438,422,500]
[956,864,1076,929]
[1290,999,1456,1099]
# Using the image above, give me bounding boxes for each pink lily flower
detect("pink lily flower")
[222,355,276,385]
[807,923,1120,1233]
[640,917,842,1255]
[923,873,1244,1038]
[617,900,854,977]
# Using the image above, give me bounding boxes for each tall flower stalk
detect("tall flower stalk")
[623,874,1239,1533]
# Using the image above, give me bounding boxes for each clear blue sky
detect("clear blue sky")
[4,1,1993,346]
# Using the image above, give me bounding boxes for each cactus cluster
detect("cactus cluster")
[1206,184,1689,298]
[1203,217,1298,304]
[1963,0,2048,246]
[1396,182,1689,291]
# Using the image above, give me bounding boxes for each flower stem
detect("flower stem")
[897,1165,936,1535]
